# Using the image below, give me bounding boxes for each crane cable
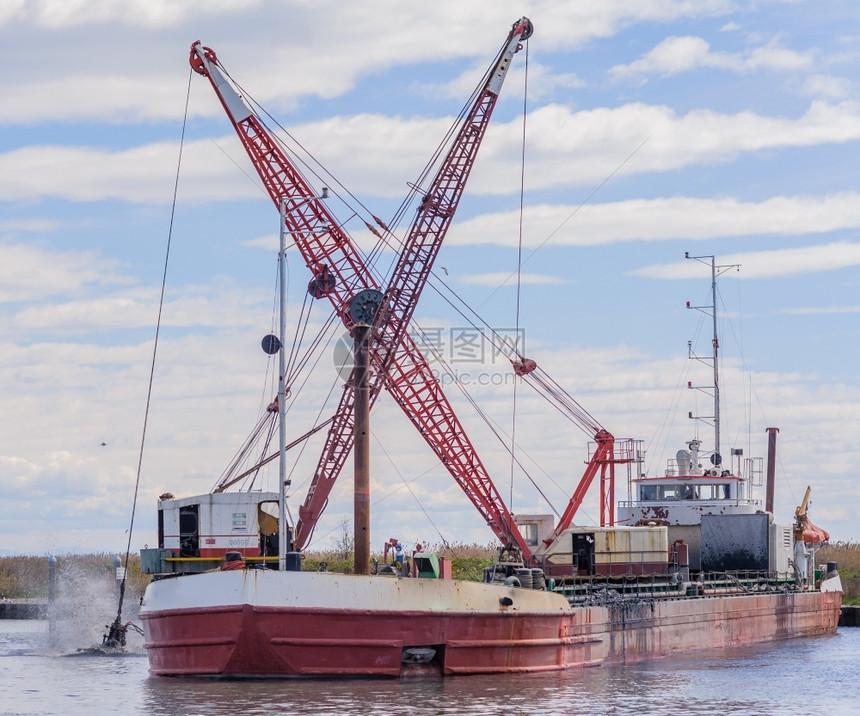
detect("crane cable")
[211,42,525,489]
[104,68,193,648]
[509,39,529,512]
[404,320,561,515]
[264,36,605,497]
[219,46,622,442]
[416,272,605,436]
[210,254,338,494]
[224,30,515,291]
[216,41,584,529]
[223,67,388,292]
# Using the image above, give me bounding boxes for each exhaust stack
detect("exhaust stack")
[765,427,779,514]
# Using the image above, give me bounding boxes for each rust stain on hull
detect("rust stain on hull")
[142,590,841,677]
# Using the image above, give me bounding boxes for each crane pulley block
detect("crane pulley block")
[307,264,337,299]
[512,358,537,376]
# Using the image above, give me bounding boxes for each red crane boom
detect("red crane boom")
[190,18,536,558]
[513,364,638,544]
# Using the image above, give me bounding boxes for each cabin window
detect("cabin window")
[694,483,733,500]
[520,522,538,547]
[157,508,164,549]
[699,485,722,500]
[639,485,658,501]
[639,482,733,501]
[179,504,200,557]
[659,485,680,500]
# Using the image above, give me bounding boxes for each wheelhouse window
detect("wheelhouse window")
[638,482,732,501]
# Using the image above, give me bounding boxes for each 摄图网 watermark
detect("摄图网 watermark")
[332,326,526,381]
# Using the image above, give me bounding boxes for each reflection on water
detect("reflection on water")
[139,632,858,716]
[2,620,859,716]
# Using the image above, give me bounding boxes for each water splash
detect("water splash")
[46,560,144,655]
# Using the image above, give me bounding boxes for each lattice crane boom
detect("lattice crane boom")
[190,18,536,558]
[294,17,534,554]
[190,43,376,320]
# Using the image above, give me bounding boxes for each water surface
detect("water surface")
[2,619,858,715]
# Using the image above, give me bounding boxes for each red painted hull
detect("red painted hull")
[141,579,842,677]
[143,603,599,676]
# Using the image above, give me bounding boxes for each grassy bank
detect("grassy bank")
[817,542,860,605]
[0,544,494,600]
[0,553,149,602]
[2,540,857,603]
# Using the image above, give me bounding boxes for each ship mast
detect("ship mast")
[272,194,330,569]
[277,199,289,570]
[685,253,739,469]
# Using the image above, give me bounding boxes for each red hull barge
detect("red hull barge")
[140,569,842,678]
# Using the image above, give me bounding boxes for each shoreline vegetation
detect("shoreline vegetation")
[1,541,858,605]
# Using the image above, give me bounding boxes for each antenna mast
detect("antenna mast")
[685,253,740,467]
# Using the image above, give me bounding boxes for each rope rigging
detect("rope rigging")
[221,64,392,295]
[209,36,553,487]
[211,34,611,531]
[103,68,194,649]
[508,37,529,513]
[184,22,621,555]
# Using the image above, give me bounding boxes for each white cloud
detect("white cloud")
[242,233,278,250]
[526,0,737,51]
[0,243,131,303]
[0,73,194,124]
[802,74,852,100]
[782,305,860,316]
[745,44,816,72]
[474,100,860,194]
[0,0,249,28]
[0,218,59,234]
[426,59,586,104]
[634,241,860,279]
[610,35,815,80]
[5,100,860,205]
[8,283,270,335]
[449,193,860,248]
[0,1,743,127]
[0,138,266,203]
[611,36,713,78]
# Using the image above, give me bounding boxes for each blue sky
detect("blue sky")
[1,0,859,555]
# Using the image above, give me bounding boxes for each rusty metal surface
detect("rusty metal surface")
[701,513,769,571]
[141,567,842,676]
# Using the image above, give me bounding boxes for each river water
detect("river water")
[2,618,859,716]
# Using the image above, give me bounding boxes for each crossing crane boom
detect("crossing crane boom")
[190,18,537,558]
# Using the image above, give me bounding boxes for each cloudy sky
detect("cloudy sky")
[2,0,859,557]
